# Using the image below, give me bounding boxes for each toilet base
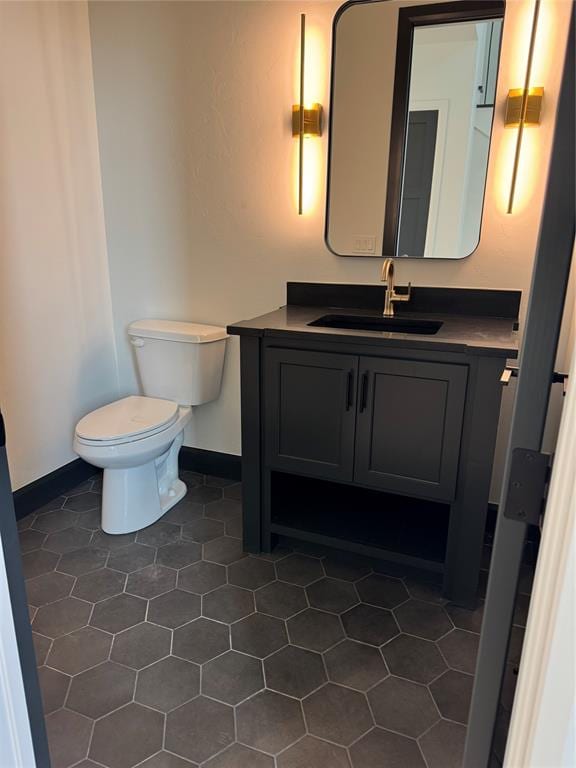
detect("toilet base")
[101,431,186,534]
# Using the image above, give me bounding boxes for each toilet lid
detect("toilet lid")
[76,396,179,442]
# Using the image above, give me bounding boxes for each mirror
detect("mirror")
[326,0,505,259]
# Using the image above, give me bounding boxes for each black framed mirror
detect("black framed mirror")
[325,0,505,259]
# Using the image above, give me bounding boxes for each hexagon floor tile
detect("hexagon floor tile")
[277,736,351,768]
[110,621,171,669]
[203,584,254,623]
[382,633,447,684]
[228,556,276,590]
[166,696,234,763]
[32,597,92,638]
[368,675,439,737]
[236,689,305,755]
[430,669,474,724]
[148,588,201,628]
[90,592,147,634]
[303,683,372,747]
[173,617,230,664]
[306,577,359,614]
[177,560,226,594]
[419,719,467,768]
[231,612,288,658]
[38,665,70,714]
[19,473,528,768]
[287,608,344,652]
[202,650,264,704]
[90,703,164,768]
[46,708,92,768]
[26,571,75,606]
[394,599,453,641]
[135,655,200,712]
[324,639,388,692]
[265,645,326,698]
[350,727,427,768]
[276,553,324,586]
[341,603,399,646]
[356,573,409,609]
[255,580,307,619]
[72,567,126,602]
[47,626,112,675]
[66,661,136,719]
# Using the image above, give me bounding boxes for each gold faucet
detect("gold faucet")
[381,258,411,317]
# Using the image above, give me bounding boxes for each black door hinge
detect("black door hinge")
[503,448,551,526]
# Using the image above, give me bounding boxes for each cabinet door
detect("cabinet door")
[264,349,358,481]
[355,357,468,500]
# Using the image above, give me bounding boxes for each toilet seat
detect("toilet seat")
[75,396,179,447]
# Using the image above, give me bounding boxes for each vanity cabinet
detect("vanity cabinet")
[264,349,358,481]
[354,357,468,501]
[229,285,520,608]
[265,350,468,502]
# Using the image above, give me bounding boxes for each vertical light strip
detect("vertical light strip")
[298,14,306,216]
[507,0,541,214]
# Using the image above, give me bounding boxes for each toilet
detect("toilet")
[74,319,228,534]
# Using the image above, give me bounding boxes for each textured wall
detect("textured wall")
[0,1,119,489]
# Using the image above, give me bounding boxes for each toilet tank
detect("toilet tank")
[127,319,228,406]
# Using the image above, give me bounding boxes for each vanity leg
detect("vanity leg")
[261,469,273,553]
[443,357,505,608]
[239,336,263,554]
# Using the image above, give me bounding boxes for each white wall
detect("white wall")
[87,0,571,502]
[0,2,119,490]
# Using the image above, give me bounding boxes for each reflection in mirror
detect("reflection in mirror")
[326,1,504,259]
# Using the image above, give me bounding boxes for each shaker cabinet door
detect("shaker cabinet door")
[354,357,468,500]
[264,348,358,481]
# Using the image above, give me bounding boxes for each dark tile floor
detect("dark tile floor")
[18,472,530,768]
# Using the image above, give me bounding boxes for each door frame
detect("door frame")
[464,9,575,765]
[504,330,575,766]
[408,99,449,258]
[0,413,50,767]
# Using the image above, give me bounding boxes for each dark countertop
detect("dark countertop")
[227,304,520,358]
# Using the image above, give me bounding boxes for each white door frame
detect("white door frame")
[0,533,37,768]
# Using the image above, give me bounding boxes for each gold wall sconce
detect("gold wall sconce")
[505,86,544,127]
[505,0,544,214]
[294,13,323,215]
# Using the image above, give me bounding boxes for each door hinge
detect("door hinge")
[503,448,551,526]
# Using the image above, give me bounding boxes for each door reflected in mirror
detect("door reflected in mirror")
[326,0,504,259]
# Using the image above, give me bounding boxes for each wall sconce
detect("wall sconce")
[505,0,544,214]
[293,13,323,215]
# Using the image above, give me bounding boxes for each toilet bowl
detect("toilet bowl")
[74,320,228,534]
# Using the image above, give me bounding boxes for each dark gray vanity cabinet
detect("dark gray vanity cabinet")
[264,349,358,481]
[265,349,468,502]
[229,286,520,608]
[354,357,468,501]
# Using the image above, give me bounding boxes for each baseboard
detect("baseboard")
[179,447,242,481]
[13,459,96,520]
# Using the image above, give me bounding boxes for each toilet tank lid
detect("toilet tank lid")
[128,319,228,343]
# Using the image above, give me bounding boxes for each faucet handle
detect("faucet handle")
[393,282,412,302]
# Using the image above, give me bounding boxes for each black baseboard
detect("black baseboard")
[179,447,242,481]
[13,459,96,520]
